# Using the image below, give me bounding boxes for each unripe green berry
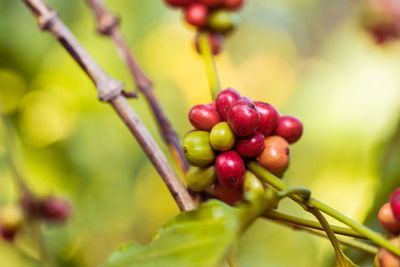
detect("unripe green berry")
[208,9,238,33]
[183,130,216,167]
[210,122,236,151]
[187,165,217,192]
[243,171,264,194]
[0,205,23,231]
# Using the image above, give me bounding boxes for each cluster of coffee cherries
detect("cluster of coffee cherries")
[164,0,244,55]
[0,196,70,242]
[377,188,400,266]
[183,88,303,205]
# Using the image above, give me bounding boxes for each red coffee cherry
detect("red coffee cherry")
[235,131,265,158]
[214,182,243,205]
[274,115,303,144]
[215,151,245,189]
[390,188,400,220]
[378,203,400,234]
[184,3,208,27]
[223,0,244,10]
[199,0,223,8]
[257,136,290,175]
[227,99,260,137]
[189,104,221,131]
[207,102,217,111]
[377,237,400,267]
[216,88,241,121]
[254,101,279,137]
[164,0,194,7]
[39,197,70,222]
[195,32,224,55]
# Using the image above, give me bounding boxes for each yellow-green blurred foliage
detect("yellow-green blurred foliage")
[1,0,400,266]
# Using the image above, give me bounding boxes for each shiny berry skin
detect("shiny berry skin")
[187,165,217,192]
[377,237,400,267]
[39,197,70,222]
[210,122,236,152]
[199,0,223,8]
[207,102,217,111]
[208,9,238,33]
[183,131,216,167]
[164,0,194,7]
[189,104,221,131]
[378,203,400,234]
[184,3,208,27]
[223,0,244,10]
[216,88,241,121]
[214,183,243,205]
[274,115,303,144]
[227,99,260,137]
[195,32,224,55]
[243,171,264,194]
[235,131,265,158]
[257,136,290,175]
[215,151,245,189]
[390,188,400,220]
[254,101,279,137]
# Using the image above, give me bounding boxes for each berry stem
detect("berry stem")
[198,30,222,101]
[246,161,400,257]
[263,210,368,239]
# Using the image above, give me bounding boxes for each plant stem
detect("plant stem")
[21,0,197,211]
[263,210,367,239]
[198,31,221,101]
[246,161,400,256]
[85,0,189,175]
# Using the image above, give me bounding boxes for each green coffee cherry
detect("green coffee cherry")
[243,171,264,194]
[208,9,238,33]
[210,122,236,151]
[187,165,217,192]
[183,130,216,167]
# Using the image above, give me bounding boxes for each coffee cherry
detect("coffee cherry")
[39,197,70,222]
[390,188,400,220]
[185,3,208,27]
[208,9,238,33]
[378,203,400,234]
[214,182,243,205]
[243,171,264,194]
[257,136,290,175]
[195,32,224,55]
[187,165,217,192]
[210,122,236,151]
[377,237,400,267]
[215,151,245,189]
[235,131,265,158]
[227,99,260,137]
[189,104,221,131]
[274,115,303,144]
[0,205,24,241]
[216,88,242,121]
[207,102,217,111]
[183,130,216,167]
[164,0,194,7]
[254,101,279,137]
[223,0,244,10]
[200,0,223,8]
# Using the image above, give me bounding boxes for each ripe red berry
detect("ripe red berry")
[39,197,70,222]
[235,131,265,158]
[214,182,243,205]
[189,104,221,131]
[195,32,224,55]
[391,188,400,220]
[216,88,241,121]
[254,101,279,137]
[199,0,223,8]
[164,0,194,7]
[215,151,245,189]
[378,203,400,234]
[223,0,244,10]
[274,115,303,144]
[207,102,217,111]
[184,3,208,27]
[227,99,260,137]
[257,136,290,175]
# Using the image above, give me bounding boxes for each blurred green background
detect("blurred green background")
[1,0,400,266]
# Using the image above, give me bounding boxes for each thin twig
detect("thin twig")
[20,0,196,211]
[85,0,189,175]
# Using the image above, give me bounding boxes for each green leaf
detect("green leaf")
[103,190,277,267]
